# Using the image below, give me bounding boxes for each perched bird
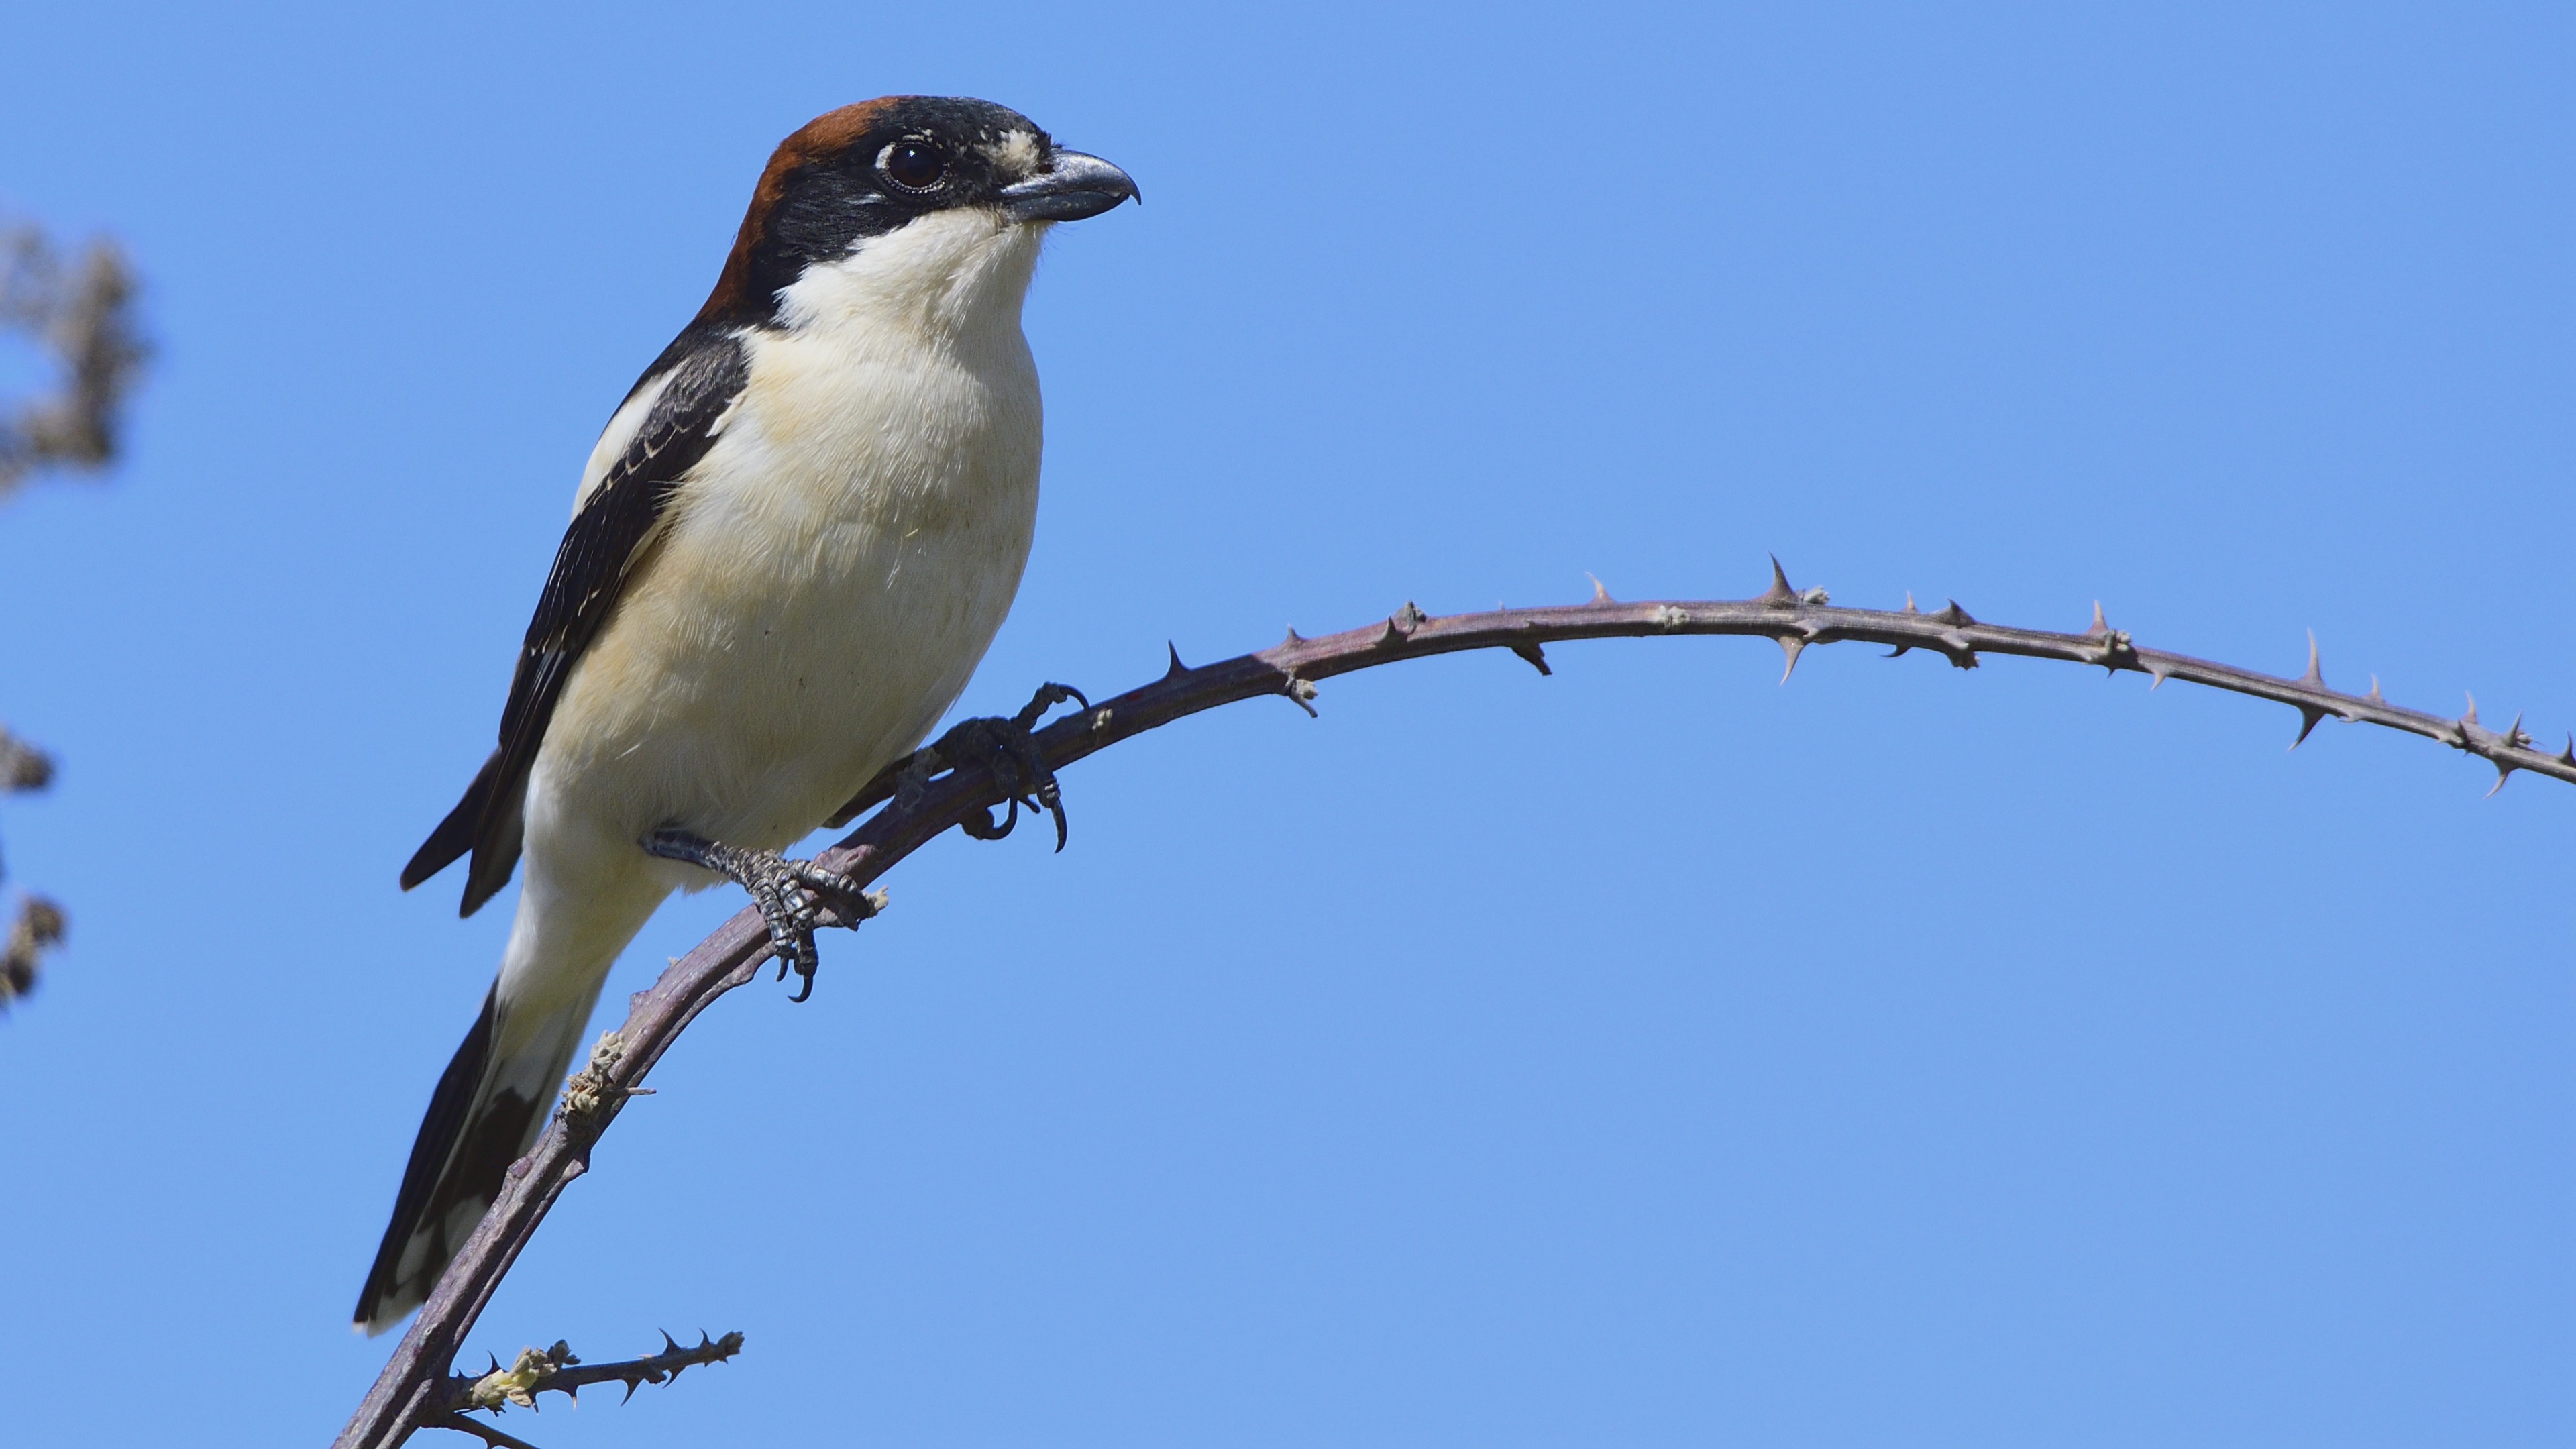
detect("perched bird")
[355,97,1135,1334]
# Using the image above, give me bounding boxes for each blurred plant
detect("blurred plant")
[0,222,148,498]
[1,893,64,1010]
[0,723,61,1009]
[0,217,148,1012]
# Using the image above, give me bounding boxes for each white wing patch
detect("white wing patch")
[572,368,677,515]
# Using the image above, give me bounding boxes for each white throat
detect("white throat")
[773,208,1048,353]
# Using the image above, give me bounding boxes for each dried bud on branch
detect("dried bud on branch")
[427,1332,743,1448]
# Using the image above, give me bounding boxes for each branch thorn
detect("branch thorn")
[1511,641,1551,676]
[1281,625,1304,647]
[1929,599,1976,626]
[1902,592,1918,614]
[1164,642,1187,680]
[2085,600,2110,638]
[2299,631,2324,689]
[2292,706,2326,749]
[1756,554,1799,608]
[1585,572,1613,604]
[2365,674,2383,703]
[1776,634,1805,683]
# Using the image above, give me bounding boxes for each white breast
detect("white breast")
[534,209,1053,855]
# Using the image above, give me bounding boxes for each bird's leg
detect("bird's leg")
[900,682,1087,850]
[640,829,879,1002]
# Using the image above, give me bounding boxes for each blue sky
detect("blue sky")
[1,3,2568,1444]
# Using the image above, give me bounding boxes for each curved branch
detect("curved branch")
[335,562,2569,1447]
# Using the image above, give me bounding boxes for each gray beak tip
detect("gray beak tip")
[1000,150,1139,224]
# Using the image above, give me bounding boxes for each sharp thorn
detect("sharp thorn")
[1929,599,1976,626]
[1585,572,1613,604]
[1511,641,1551,676]
[1884,645,1910,658]
[2506,711,2527,748]
[1756,553,1799,608]
[1164,642,1187,679]
[2291,706,2325,749]
[2559,734,2573,767]
[2299,630,2323,688]
[2147,663,2172,690]
[1902,592,1918,614]
[1776,635,1805,682]
[1392,600,1427,635]
[2366,674,2383,702]
[2487,763,2514,797]
[2086,600,2108,638]
[2463,692,2480,728]
[1281,625,1303,647]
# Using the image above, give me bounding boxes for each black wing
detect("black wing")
[402,327,750,915]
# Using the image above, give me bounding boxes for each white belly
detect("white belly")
[530,314,1043,860]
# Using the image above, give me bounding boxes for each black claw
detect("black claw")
[642,829,873,1000]
[1012,681,1088,730]
[1036,775,1070,851]
[910,682,1082,852]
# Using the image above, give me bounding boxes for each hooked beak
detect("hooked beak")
[998,150,1140,223]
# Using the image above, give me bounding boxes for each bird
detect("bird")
[354,96,1135,1334]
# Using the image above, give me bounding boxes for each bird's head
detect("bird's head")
[700,96,1136,333]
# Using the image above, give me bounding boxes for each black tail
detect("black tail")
[400,747,527,919]
[353,986,544,1334]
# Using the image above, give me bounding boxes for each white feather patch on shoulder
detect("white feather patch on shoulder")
[571,367,677,515]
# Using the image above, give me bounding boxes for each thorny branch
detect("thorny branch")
[425,1331,744,1448]
[337,561,2575,1448]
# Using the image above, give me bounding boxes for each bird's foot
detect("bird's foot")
[641,829,881,1001]
[894,682,1088,850]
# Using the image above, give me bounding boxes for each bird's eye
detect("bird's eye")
[881,142,945,192]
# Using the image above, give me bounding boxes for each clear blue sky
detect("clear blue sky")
[1,3,2568,1444]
